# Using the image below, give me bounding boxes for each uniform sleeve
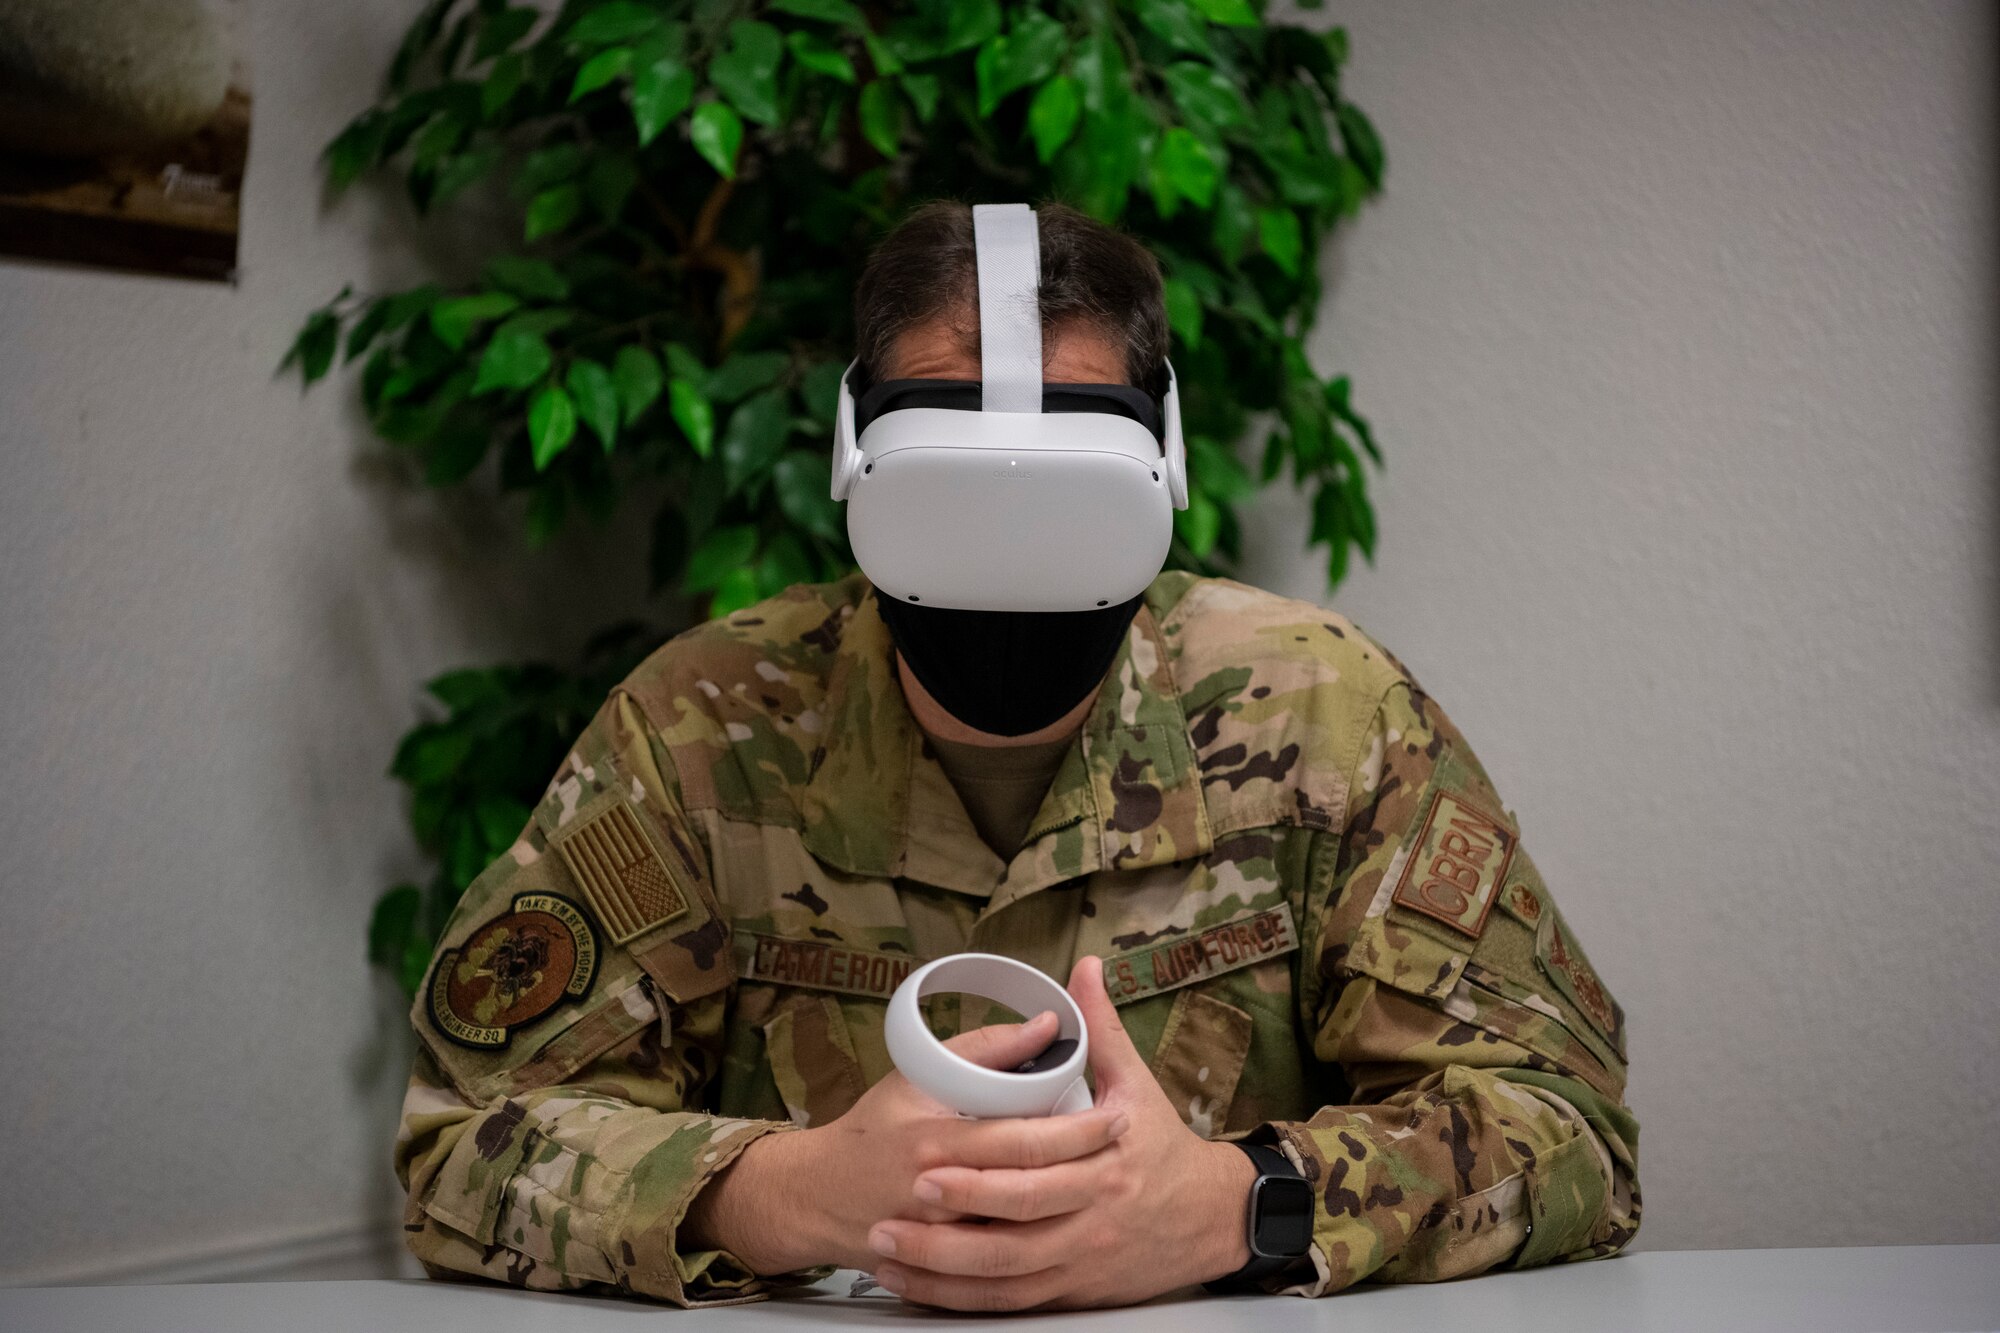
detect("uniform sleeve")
[1257,680,1641,1295]
[393,690,823,1306]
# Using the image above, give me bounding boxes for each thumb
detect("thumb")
[1069,956,1149,1095]
[940,1009,1062,1073]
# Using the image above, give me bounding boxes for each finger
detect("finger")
[914,1160,1102,1222]
[1068,956,1149,1092]
[869,1217,1061,1279]
[939,1009,1061,1072]
[946,1106,1129,1169]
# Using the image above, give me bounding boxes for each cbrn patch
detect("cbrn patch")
[1391,790,1516,939]
[428,892,598,1049]
[555,801,690,945]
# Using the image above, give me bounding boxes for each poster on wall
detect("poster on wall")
[0,0,250,283]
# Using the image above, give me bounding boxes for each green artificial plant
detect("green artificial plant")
[287,0,1386,997]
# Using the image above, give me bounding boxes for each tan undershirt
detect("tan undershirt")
[924,733,1074,861]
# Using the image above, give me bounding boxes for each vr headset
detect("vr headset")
[830,203,1189,614]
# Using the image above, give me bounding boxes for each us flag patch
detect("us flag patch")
[554,802,689,944]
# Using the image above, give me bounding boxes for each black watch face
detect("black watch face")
[1252,1176,1315,1259]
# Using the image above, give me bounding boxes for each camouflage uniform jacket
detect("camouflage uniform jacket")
[395,572,1640,1305]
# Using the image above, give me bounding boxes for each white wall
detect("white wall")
[0,0,1990,1285]
[1245,0,1998,1250]
[0,0,654,1284]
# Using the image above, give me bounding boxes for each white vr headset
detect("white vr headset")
[830,203,1189,613]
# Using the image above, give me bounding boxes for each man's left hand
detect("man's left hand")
[866,955,1260,1311]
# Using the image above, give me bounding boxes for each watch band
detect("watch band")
[1204,1139,1310,1293]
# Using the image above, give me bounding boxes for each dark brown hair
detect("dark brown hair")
[851,200,1169,399]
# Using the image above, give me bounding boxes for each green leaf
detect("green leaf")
[484,255,570,301]
[429,292,519,349]
[426,666,509,711]
[800,361,845,425]
[690,101,744,177]
[1162,60,1248,133]
[719,388,794,492]
[1153,127,1220,210]
[472,327,552,394]
[772,451,842,541]
[567,358,621,451]
[481,51,526,117]
[683,523,759,592]
[1175,489,1221,556]
[516,142,586,194]
[1189,0,1258,25]
[711,20,785,126]
[974,11,1064,117]
[632,57,694,144]
[1135,0,1215,57]
[392,724,474,784]
[669,378,715,455]
[756,530,816,595]
[528,383,578,469]
[430,142,503,204]
[525,183,583,240]
[473,793,531,854]
[614,345,665,422]
[1163,275,1204,349]
[1327,374,1380,465]
[568,2,663,48]
[1337,102,1386,188]
[569,46,633,101]
[899,71,939,122]
[769,0,867,26]
[1026,75,1081,163]
[287,310,340,385]
[940,0,1002,54]
[474,6,537,60]
[324,112,388,193]
[858,80,903,157]
[866,32,904,76]
[787,31,857,82]
[1256,206,1303,276]
[1211,182,1255,262]
[585,153,640,220]
[709,566,762,618]
[368,885,422,968]
[707,350,788,402]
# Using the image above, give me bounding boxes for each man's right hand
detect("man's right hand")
[683,1010,1129,1275]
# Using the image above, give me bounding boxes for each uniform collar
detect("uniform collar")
[802,584,1212,904]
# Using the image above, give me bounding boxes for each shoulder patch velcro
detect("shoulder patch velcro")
[428,892,598,1049]
[1392,791,1516,939]
[554,801,689,945]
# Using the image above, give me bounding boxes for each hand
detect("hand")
[866,957,1260,1311]
[683,1009,1130,1275]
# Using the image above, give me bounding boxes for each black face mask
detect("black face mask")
[876,591,1144,738]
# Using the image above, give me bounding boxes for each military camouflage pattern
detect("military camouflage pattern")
[395,572,1640,1304]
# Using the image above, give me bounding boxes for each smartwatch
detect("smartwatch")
[1205,1136,1314,1292]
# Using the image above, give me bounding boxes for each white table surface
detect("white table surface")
[4,1246,1995,1333]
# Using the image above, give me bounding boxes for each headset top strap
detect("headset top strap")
[971,203,1042,415]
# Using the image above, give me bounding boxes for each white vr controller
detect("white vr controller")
[884,954,1093,1119]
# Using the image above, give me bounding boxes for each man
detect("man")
[395,201,1639,1311]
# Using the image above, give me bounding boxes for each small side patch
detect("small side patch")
[554,802,689,945]
[1538,911,1626,1056]
[1391,791,1515,939]
[428,893,598,1049]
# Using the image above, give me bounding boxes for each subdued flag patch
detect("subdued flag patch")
[555,801,689,945]
[1392,790,1516,938]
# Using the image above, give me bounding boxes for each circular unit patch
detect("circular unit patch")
[428,892,598,1049]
